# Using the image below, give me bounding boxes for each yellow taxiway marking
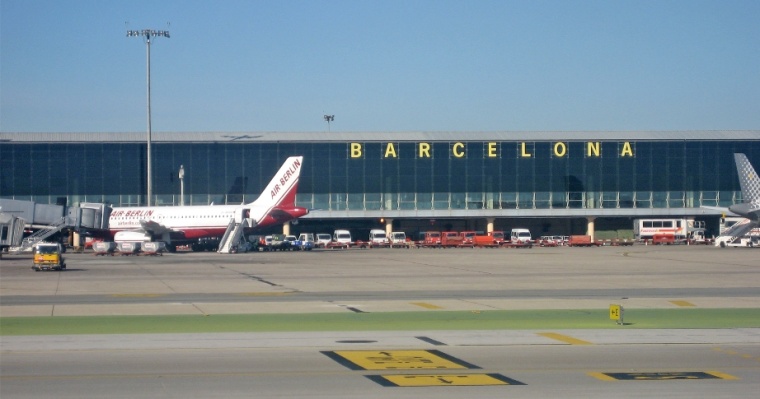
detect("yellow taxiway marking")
[238,292,292,297]
[587,372,617,381]
[538,332,593,345]
[323,350,479,370]
[706,371,740,380]
[368,373,525,387]
[110,294,164,298]
[410,302,444,310]
[669,300,696,307]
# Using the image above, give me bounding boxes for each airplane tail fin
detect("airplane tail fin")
[735,153,760,205]
[251,156,303,209]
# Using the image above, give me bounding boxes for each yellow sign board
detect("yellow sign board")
[367,373,526,387]
[323,350,479,370]
[609,304,624,324]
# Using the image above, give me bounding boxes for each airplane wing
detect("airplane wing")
[139,219,175,235]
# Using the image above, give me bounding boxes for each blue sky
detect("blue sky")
[2,0,759,133]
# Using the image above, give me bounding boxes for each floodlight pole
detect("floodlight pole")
[324,114,334,132]
[127,29,170,206]
[178,164,185,206]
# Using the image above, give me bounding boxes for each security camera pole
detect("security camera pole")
[127,28,170,206]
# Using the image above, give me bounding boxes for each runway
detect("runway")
[1,245,759,398]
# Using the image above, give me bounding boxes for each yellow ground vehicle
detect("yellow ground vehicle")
[32,242,66,271]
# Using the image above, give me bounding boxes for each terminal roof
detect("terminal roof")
[2,130,759,143]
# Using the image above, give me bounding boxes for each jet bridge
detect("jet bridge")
[0,199,110,252]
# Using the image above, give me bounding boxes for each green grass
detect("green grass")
[2,308,760,336]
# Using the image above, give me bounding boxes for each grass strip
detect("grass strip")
[2,308,760,336]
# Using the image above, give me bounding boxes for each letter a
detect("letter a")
[620,142,634,157]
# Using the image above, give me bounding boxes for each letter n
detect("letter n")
[586,142,600,157]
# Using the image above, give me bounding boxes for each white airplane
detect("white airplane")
[106,156,308,250]
[712,154,760,244]
[729,153,760,224]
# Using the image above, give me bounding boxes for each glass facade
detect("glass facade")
[1,139,758,211]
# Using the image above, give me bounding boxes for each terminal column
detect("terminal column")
[283,221,291,236]
[486,217,495,234]
[586,217,596,241]
[72,231,81,251]
[385,218,393,236]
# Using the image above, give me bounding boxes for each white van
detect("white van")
[316,233,332,247]
[333,230,352,247]
[390,231,407,245]
[368,229,390,247]
[510,228,532,244]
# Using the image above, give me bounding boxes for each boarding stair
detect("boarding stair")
[217,218,246,253]
[11,217,69,253]
[716,218,756,245]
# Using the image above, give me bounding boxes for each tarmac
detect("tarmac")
[1,244,759,318]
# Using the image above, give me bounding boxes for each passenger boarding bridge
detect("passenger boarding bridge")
[0,199,109,252]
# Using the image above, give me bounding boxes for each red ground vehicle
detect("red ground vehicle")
[473,235,500,247]
[460,231,478,246]
[568,235,599,247]
[652,233,676,245]
[441,231,465,247]
[417,231,442,247]
[489,231,506,245]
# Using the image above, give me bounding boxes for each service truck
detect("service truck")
[297,233,315,250]
[32,242,66,271]
[490,231,506,245]
[417,231,442,247]
[460,231,478,247]
[441,231,465,247]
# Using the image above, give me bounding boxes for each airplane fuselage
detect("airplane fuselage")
[108,205,240,240]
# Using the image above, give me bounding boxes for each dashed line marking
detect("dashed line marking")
[669,300,696,307]
[415,336,447,346]
[411,302,444,310]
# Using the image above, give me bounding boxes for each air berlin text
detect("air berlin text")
[111,209,154,217]
[270,158,301,199]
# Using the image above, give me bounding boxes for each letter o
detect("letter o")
[554,142,567,157]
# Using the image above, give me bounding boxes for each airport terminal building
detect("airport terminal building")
[1,131,759,239]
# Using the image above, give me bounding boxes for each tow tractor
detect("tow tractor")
[32,242,66,271]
